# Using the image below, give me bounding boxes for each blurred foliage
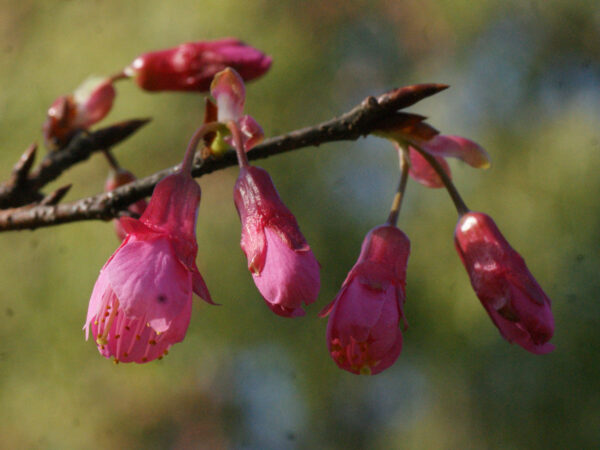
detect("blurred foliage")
[1,0,599,448]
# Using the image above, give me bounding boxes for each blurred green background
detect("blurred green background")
[1,0,599,448]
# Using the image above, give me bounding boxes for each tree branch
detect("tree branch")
[0,119,151,209]
[0,84,447,232]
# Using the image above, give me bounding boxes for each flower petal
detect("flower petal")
[408,146,452,188]
[421,135,491,168]
[252,227,320,315]
[106,237,192,333]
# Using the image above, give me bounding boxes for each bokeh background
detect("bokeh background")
[1,1,599,448]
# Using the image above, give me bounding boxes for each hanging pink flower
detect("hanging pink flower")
[126,38,272,92]
[104,168,148,241]
[234,166,320,317]
[320,225,410,375]
[43,77,116,149]
[455,211,554,354]
[85,170,212,363]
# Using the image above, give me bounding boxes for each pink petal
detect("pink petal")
[84,270,112,339]
[239,115,264,151]
[328,279,394,343]
[252,227,320,315]
[408,146,452,188]
[421,135,491,169]
[106,237,192,333]
[76,78,116,128]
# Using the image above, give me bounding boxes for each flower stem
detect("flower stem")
[181,122,220,174]
[102,149,120,170]
[227,121,249,168]
[108,70,129,83]
[409,140,470,216]
[386,147,410,226]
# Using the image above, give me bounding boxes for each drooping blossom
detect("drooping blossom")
[85,170,212,363]
[234,166,320,317]
[43,77,116,149]
[104,168,148,241]
[125,39,272,92]
[320,225,410,375]
[454,211,554,354]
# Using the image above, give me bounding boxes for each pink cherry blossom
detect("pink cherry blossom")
[126,39,272,92]
[85,171,212,363]
[234,166,320,317]
[320,225,410,375]
[454,211,554,354]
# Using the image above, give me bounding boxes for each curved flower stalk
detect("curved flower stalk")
[85,128,213,363]
[43,76,116,149]
[455,211,555,354]
[125,39,272,92]
[320,225,410,374]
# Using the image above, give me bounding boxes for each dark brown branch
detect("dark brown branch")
[0,84,448,231]
[0,119,151,209]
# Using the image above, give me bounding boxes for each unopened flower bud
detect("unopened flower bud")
[454,212,555,354]
[320,225,410,375]
[126,39,272,92]
[43,77,116,149]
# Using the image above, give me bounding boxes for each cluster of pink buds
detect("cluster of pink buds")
[79,44,554,369]
[42,39,271,150]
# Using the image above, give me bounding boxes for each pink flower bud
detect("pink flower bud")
[104,169,148,241]
[211,67,246,122]
[43,77,116,149]
[210,68,264,151]
[320,225,410,375]
[85,171,213,363]
[454,212,555,354]
[126,39,272,92]
[234,166,320,317]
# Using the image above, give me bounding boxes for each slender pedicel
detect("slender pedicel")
[409,140,470,216]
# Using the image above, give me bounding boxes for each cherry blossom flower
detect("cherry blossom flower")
[320,225,410,374]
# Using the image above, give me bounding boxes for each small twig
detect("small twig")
[40,185,72,206]
[0,119,150,209]
[0,84,448,231]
